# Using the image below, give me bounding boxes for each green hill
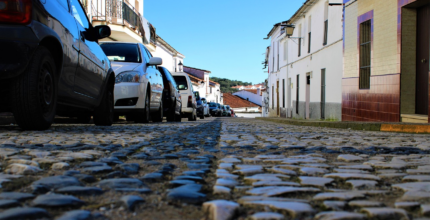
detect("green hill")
[211,77,252,93]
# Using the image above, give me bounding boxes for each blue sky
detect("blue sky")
[145,0,304,84]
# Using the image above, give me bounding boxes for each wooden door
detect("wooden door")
[416,5,430,115]
[277,81,280,115]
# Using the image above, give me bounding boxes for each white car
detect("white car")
[201,97,210,117]
[100,42,164,123]
[171,72,197,121]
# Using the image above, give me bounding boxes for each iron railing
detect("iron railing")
[89,0,146,40]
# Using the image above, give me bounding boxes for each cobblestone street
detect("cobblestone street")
[0,118,430,219]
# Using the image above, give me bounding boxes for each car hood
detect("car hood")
[111,62,142,76]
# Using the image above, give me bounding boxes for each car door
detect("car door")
[139,45,157,109]
[70,0,105,104]
[41,0,80,103]
[141,46,162,109]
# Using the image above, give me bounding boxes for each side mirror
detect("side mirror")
[95,25,111,39]
[148,57,162,66]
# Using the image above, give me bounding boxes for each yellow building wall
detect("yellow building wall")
[344,0,398,78]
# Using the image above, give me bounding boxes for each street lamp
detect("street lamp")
[280,24,302,39]
[178,61,183,72]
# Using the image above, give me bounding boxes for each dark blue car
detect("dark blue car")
[0,0,114,130]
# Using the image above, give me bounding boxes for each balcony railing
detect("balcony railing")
[90,0,146,39]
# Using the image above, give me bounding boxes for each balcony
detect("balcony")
[86,0,156,47]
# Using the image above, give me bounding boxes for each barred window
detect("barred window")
[323,20,328,45]
[359,20,371,89]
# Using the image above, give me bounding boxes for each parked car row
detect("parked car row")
[0,0,214,130]
[208,102,235,117]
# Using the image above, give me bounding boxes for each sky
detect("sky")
[144,0,304,84]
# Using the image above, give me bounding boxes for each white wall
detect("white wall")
[233,90,262,106]
[265,0,343,119]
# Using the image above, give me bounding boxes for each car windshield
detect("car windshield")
[209,103,217,107]
[226,106,230,110]
[173,76,188,90]
[100,43,141,63]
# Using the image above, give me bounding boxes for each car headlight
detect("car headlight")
[115,71,140,84]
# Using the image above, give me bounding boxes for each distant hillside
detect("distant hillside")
[211,77,252,93]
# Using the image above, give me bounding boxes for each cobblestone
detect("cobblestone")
[1,118,430,218]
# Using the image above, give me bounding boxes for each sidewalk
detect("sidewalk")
[256,117,430,134]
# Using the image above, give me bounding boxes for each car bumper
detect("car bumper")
[0,25,39,79]
[182,107,194,114]
[114,82,145,111]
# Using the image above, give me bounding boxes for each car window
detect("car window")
[163,68,178,89]
[70,0,89,28]
[139,45,151,63]
[173,76,188,90]
[57,0,69,11]
[100,43,141,63]
[209,103,217,107]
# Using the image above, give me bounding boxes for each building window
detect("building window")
[321,69,326,119]
[323,20,328,46]
[308,16,311,53]
[277,41,280,71]
[323,2,328,46]
[210,87,212,94]
[298,24,302,57]
[296,75,299,114]
[359,20,371,89]
[298,38,302,57]
[272,86,274,109]
[283,41,288,61]
[282,79,285,108]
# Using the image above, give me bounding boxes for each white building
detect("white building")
[152,36,185,73]
[183,66,222,103]
[233,89,263,106]
[81,0,157,52]
[265,0,343,120]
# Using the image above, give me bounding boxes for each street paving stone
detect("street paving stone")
[2,118,430,218]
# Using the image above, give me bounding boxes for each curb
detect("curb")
[256,117,430,134]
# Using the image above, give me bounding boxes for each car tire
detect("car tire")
[135,90,150,123]
[93,83,114,126]
[152,97,163,122]
[11,46,57,130]
[77,113,91,124]
[166,100,176,122]
[200,113,204,120]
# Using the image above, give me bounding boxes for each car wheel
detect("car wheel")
[193,110,197,121]
[152,97,163,122]
[77,113,91,124]
[188,112,193,121]
[166,100,176,122]
[11,46,57,130]
[93,83,114,126]
[135,90,150,123]
[200,112,205,120]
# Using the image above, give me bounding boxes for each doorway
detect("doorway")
[306,74,311,119]
[416,4,430,115]
[277,81,280,116]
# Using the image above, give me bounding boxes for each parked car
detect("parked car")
[0,0,114,130]
[201,98,211,117]
[230,109,235,117]
[217,103,223,116]
[158,67,182,122]
[221,105,228,116]
[209,102,221,116]
[100,42,164,123]
[225,105,232,117]
[171,72,197,121]
[195,91,205,119]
